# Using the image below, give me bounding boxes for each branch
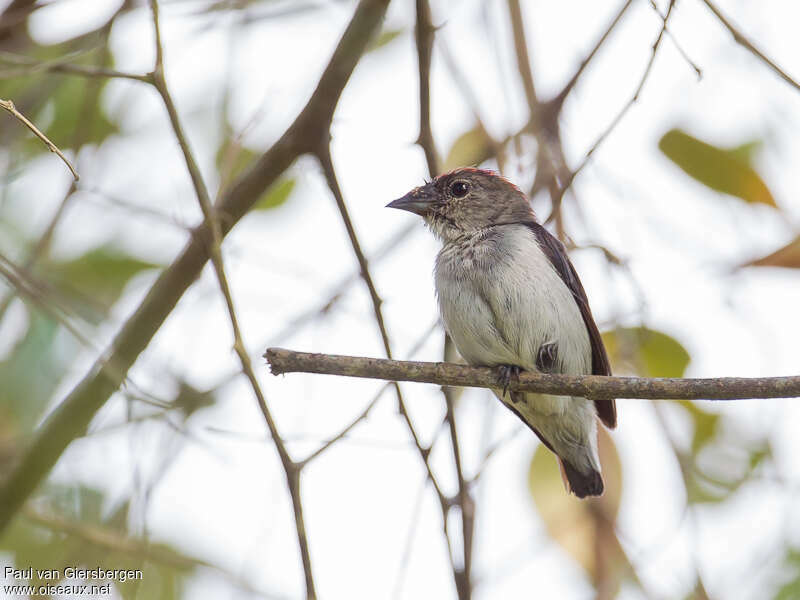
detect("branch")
[700,0,800,93]
[552,0,634,107]
[0,51,151,82]
[553,0,681,205]
[265,349,800,401]
[148,1,316,596]
[0,0,390,535]
[414,0,439,175]
[0,97,79,180]
[313,142,450,504]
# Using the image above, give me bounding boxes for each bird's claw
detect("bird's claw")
[496,364,522,400]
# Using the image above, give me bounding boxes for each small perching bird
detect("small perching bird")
[387,168,616,498]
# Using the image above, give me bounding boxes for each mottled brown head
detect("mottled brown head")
[387,168,536,241]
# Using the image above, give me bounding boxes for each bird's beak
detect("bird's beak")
[386,187,435,216]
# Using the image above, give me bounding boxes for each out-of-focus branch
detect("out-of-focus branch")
[23,506,212,571]
[314,143,449,505]
[0,0,390,538]
[414,0,439,175]
[554,0,681,204]
[265,348,800,401]
[700,0,800,93]
[414,5,472,595]
[0,52,151,82]
[0,98,79,180]
[552,0,634,107]
[148,2,316,596]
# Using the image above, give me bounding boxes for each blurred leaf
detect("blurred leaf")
[0,484,198,600]
[602,327,690,378]
[743,237,800,269]
[658,129,775,207]
[727,140,762,163]
[443,125,494,171]
[39,247,158,319]
[254,177,295,211]
[0,309,64,432]
[679,401,719,453]
[367,29,404,53]
[43,74,116,150]
[0,44,117,155]
[776,549,800,600]
[216,141,258,188]
[216,138,296,212]
[528,428,626,586]
[173,381,216,417]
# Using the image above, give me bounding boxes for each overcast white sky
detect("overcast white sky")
[4,0,800,598]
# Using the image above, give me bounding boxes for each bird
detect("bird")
[387,168,616,498]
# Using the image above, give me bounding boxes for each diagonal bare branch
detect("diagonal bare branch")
[0,98,79,180]
[700,0,800,93]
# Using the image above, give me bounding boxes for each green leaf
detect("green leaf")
[216,142,258,188]
[254,177,295,211]
[0,44,117,155]
[658,129,776,207]
[743,237,800,269]
[38,247,159,320]
[775,550,800,600]
[602,327,690,378]
[367,29,404,53]
[0,309,64,432]
[679,400,720,453]
[443,125,494,171]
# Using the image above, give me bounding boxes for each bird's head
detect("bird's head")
[387,168,535,241]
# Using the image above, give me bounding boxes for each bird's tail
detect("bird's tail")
[558,458,604,498]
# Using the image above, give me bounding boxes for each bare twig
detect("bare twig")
[265,348,800,401]
[553,0,635,106]
[267,222,416,345]
[414,7,472,593]
[147,2,316,596]
[555,0,679,203]
[0,98,79,180]
[0,51,151,82]
[314,143,449,505]
[700,0,800,93]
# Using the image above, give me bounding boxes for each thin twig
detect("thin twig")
[0,98,79,180]
[414,7,472,594]
[265,348,800,401]
[147,1,316,596]
[0,51,151,82]
[299,318,441,466]
[700,0,800,93]
[553,0,635,106]
[555,0,679,203]
[314,143,449,505]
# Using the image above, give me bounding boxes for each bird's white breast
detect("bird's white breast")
[434,224,591,375]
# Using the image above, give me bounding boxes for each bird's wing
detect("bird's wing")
[524,222,617,429]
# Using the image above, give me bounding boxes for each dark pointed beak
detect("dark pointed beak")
[386,186,435,216]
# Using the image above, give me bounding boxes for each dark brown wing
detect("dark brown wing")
[524,222,617,428]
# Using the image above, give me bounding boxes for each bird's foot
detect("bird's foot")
[496,364,522,400]
[536,341,558,373]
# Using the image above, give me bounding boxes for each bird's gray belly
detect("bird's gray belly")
[436,278,518,367]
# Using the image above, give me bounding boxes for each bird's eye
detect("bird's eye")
[449,181,470,198]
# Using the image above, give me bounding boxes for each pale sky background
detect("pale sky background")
[3,0,800,598]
